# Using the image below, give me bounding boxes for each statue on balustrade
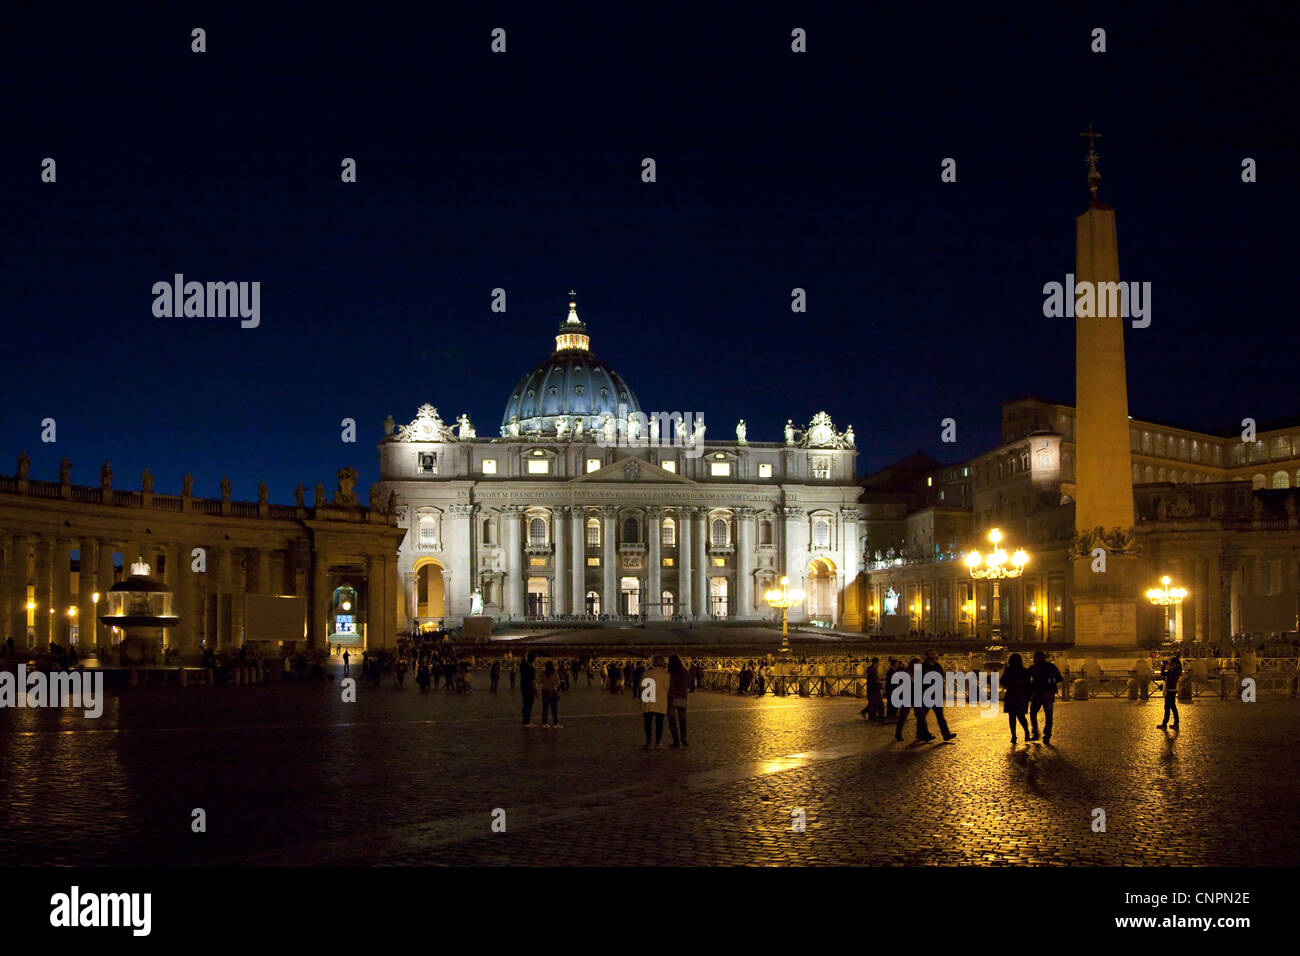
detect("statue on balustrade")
[369,483,382,511]
[294,482,306,507]
[182,473,194,496]
[16,451,30,480]
[257,479,269,504]
[58,457,71,484]
[220,476,231,500]
[100,461,112,489]
[335,467,359,505]
[736,420,747,443]
[314,482,327,507]
[141,468,153,493]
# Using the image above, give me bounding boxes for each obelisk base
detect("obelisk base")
[1071,555,1140,648]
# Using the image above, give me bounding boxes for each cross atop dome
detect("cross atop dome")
[556,289,589,351]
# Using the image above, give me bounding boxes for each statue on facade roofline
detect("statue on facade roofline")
[369,483,382,511]
[257,479,269,504]
[574,416,585,438]
[457,413,475,439]
[508,416,520,438]
[220,476,231,499]
[183,473,194,496]
[100,461,112,489]
[335,466,359,505]
[58,457,71,484]
[294,482,306,507]
[675,417,688,441]
[555,415,570,439]
[16,451,31,480]
[602,414,615,443]
[141,468,153,493]
[314,481,327,507]
[736,420,747,443]
[384,414,395,437]
[693,414,705,443]
[785,420,795,445]
[386,490,398,514]
[844,425,855,447]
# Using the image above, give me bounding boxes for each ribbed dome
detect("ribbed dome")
[500,295,642,435]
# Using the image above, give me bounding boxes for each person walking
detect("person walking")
[1001,653,1032,744]
[894,657,921,741]
[885,658,901,718]
[666,654,690,748]
[862,657,883,720]
[641,656,670,749]
[915,649,957,742]
[509,659,516,691]
[342,649,350,676]
[1157,652,1182,731]
[1027,650,1062,743]
[520,651,538,728]
[489,660,500,694]
[540,661,562,728]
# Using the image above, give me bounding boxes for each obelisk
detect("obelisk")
[1070,125,1139,648]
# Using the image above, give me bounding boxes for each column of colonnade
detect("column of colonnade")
[8,534,29,647]
[503,505,523,617]
[552,505,568,615]
[692,508,707,617]
[678,507,692,617]
[76,537,96,649]
[736,507,755,619]
[33,540,52,648]
[647,506,662,620]
[601,506,617,615]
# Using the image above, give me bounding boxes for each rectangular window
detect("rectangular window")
[712,557,725,567]
[710,461,731,477]
[529,556,547,567]
[481,458,497,475]
[527,459,550,475]
[662,557,674,567]
[586,458,601,473]
[587,557,600,567]
[661,460,676,473]
[758,463,773,478]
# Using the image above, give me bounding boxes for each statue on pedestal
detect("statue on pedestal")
[602,414,615,443]
[100,461,112,489]
[369,483,382,511]
[58,457,71,484]
[692,415,706,444]
[257,479,269,504]
[335,467,359,505]
[294,482,305,507]
[220,476,231,500]
[383,414,395,437]
[649,415,660,442]
[314,482,327,507]
[16,451,30,480]
[386,490,397,513]
[736,419,747,443]
[785,420,795,445]
[456,413,476,439]
[574,416,585,438]
[555,416,570,439]
[182,473,194,497]
[844,425,855,447]
[469,589,485,616]
[141,468,153,493]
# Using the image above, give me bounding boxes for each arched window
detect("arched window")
[711,517,729,547]
[1252,474,1266,490]
[528,516,547,545]
[1144,465,1154,483]
[812,517,830,548]
[586,517,601,546]
[662,590,675,616]
[1272,471,1289,489]
[481,518,492,545]
[759,519,773,546]
[622,517,639,543]
[661,517,676,547]
[585,590,601,615]
[418,514,438,549]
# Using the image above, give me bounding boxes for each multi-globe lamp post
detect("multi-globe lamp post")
[963,528,1029,640]
[1146,575,1188,643]
[764,575,805,655]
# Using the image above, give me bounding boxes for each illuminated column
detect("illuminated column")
[229,549,246,647]
[678,508,693,617]
[97,539,116,648]
[366,553,389,649]
[76,537,96,648]
[403,571,417,631]
[736,507,755,619]
[693,509,707,617]
[647,507,662,620]
[171,543,196,652]
[552,506,568,616]
[446,503,474,620]
[8,534,29,648]
[212,547,232,649]
[33,539,52,648]
[570,509,585,614]
[602,507,617,615]
[310,550,330,649]
[782,507,805,622]
[503,505,523,617]
[50,537,73,644]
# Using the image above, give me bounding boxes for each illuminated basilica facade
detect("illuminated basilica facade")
[377,296,864,630]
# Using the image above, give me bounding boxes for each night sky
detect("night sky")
[4,2,1297,501]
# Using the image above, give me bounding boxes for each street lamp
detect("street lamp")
[764,576,805,655]
[1146,575,1187,643]
[964,528,1029,639]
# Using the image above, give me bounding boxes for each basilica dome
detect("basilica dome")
[500,295,641,435]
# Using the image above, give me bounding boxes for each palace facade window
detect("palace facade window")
[622,517,639,543]
[586,518,600,546]
[528,517,547,545]
[662,517,676,547]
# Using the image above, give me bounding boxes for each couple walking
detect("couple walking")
[999,651,1063,745]
[641,655,691,749]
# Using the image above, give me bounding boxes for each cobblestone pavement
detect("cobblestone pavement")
[1,671,1296,866]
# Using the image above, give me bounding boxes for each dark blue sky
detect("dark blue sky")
[4,2,1297,501]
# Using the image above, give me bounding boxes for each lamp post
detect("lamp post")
[963,528,1029,641]
[1146,575,1187,643]
[764,575,805,655]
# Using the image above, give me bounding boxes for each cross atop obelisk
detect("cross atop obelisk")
[1080,123,1103,199]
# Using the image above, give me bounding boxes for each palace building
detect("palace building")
[377,295,864,630]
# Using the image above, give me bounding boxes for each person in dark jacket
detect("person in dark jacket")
[914,649,957,742]
[519,652,538,727]
[1157,652,1182,731]
[1001,653,1032,744]
[893,657,921,741]
[489,660,500,693]
[1027,650,1062,743]
[666,655,691,747]
[861,657,884,720]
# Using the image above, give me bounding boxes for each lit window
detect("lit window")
[712,557,725,567]
[528,517,547,545]
[586,518,600,546]
[927,476,933,487]
[586,458,601,473]
[710,461,731,477]
[711,517,729,546]
[529,556,547,567]
[661,591,674,615]
[758,463,773,478]
[527,459,550,474]
[418,515,438,549]
[813,519,830,548]
[661,460,676,473]
[482,458,497,475]
[587,557,601,567]
[662,557,674,567]
[662,517,675,547]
